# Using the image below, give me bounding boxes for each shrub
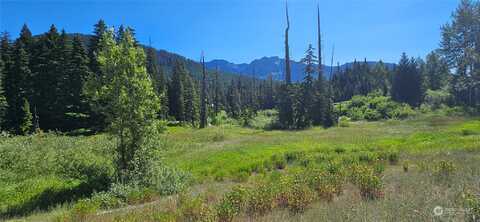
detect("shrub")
[211,111,237,126]
[177,193,216,222]
[216,186,248,222]
[358,152,378,163]
[71,198,100,221]
[379,151,400,165]
[424,89,451,110]
[247,109,278,130]
[107,183,154,205]
[246,183,276,216]
[285,181,315,213]
[338,116,351,127]
[284,151,306,163]
[350,165,384,200]
[390,104,415,119]
[462,128,477,136]
[233,171,250,183]
[307,168,345,201]
[148,164,191,196]
[271,154,287,170]
[211,131,225,142]
[334,147,346,154]
[433,160,456,182]
[364,109,382,121]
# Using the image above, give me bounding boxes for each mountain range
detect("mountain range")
[69,33,395,82]
[206,57,396,82]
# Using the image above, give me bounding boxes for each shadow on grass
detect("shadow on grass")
[0,178,110,220]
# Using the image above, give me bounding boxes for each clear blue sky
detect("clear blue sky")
[1,0,459,64]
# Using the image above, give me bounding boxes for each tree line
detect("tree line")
[0,21,280,134]
[0,0,478,136]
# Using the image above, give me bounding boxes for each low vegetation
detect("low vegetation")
[1,114,479,221]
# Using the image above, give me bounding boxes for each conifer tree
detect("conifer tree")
[295,44,317,128]
[0,57,7,127]
[392,53,424,107]
[64,35,91,129]
[0,33,11,129]
[183,73,199,126]
[31,25,62,130]
[17,25,35,101]
[213,68,225,115]
[88,19,107,75]
[5,40,30,133]
[227,79,241,118]
[19,98,33,135]
[168,60,186,122]
[146,46,168,119]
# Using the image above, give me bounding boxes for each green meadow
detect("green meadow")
[2,114,480,221]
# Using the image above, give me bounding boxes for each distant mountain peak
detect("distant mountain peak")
[206,57,395,82]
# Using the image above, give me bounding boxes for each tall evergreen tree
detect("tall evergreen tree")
[5,40,31,134]
[88,19,107,76]
[0,33,11,129]
[64,35,92,129]
[391,53,424,107]
[295,44,317,128]
[31,25,62,130]
[183,73,199,126]
[168,60,186,122]
[146,46,168,119]
[0,56,7,127]
[213,68,225,115]
[227,79,241,118]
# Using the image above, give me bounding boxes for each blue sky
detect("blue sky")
[1,0,458,64]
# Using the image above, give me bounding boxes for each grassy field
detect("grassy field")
[2,114,480,221]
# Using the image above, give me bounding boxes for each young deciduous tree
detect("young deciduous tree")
[85,28,161,184]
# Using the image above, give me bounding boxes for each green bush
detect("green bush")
[285,181,315,213]
[334,93,416,121]
[211,111,238,126]
[71,198,100,221]
[350,165,384,200]
[433,160,456,182]
[246,109,278,130]
[338,116,351,127]
[424,89,451,110]
[148,164,191,196]
[216,186,248,222]
[271,154,287,170]
[177,193,216,222]
[364,109,382,121]
[245,183,276,216]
